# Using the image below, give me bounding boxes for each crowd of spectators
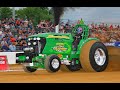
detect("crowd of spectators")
[0,18,120,52]
[36,20,72,33]
[88,23,120,43]
[0,18,35,52]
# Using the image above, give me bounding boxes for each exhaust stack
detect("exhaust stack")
[55,24,59,33]
[52,7,64,33]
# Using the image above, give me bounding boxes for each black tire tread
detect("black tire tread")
[23,65,37,73]
[80,40,96,72]
[44,54,61,73]
[80,40,108,72]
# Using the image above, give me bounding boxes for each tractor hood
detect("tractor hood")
[28,33,73,40]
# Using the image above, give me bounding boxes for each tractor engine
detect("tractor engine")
[16,37,46,63]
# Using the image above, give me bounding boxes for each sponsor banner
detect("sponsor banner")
[0,56,9,70]
[104,42,120,47]
[104,43,115,46]
[114,42,120,47]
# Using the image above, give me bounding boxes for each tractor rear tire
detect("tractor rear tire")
[23,65,37,73]
[80,40,108,72]
[44,54,61,73]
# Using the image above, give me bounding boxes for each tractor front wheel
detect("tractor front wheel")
[44,54,61,73]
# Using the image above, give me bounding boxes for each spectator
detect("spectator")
[64,22,71,33]
[10,23,15,35]
[109,24,113,30]
[1,37,7,46]
[0,43,2,52]
[1,43,10,52]
[0,29,3,40]
[60,25,65,33]
[9,41,16,52]
[10,35,16,42]
[19,39,27,50]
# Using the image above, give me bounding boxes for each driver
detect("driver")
[76,27,83,39]
[73,27,83,50]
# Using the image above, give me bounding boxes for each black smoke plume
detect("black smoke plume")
[52,7,64,25]
[52,7,78,25]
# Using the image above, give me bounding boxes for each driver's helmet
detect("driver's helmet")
[77,27,83,34]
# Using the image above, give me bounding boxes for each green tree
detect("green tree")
[16,7,53,27]
[0,7,12,19]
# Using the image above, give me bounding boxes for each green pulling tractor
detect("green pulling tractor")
[16,23,108,73]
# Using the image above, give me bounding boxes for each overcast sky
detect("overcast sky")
[14,7,120,24]
[61,7,120,24]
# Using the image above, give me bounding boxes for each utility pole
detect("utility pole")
[0,8,1,19]
[12,7,15,20]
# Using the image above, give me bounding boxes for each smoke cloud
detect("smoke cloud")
[52,7,79,25]
[52,7,64,25]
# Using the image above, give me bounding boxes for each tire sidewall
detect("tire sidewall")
[89,42,109,72]
[66,59,81,71]
[23,66,37,73]
[48,55,61,72]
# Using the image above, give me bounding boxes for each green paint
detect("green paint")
[77,38,99,55]
[76,60,79,64]
[18,56,26,62]
[16,22,100,70]
[80,18,84,24]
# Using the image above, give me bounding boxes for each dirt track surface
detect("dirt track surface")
[0,67,120,83]
[1,47,120,83]
[0,55,120,83]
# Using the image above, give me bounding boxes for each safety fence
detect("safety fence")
[0,52,24,64]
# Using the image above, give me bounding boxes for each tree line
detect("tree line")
[0,7,53,26]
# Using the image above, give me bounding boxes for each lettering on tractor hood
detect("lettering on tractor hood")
[53,43,67,52]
